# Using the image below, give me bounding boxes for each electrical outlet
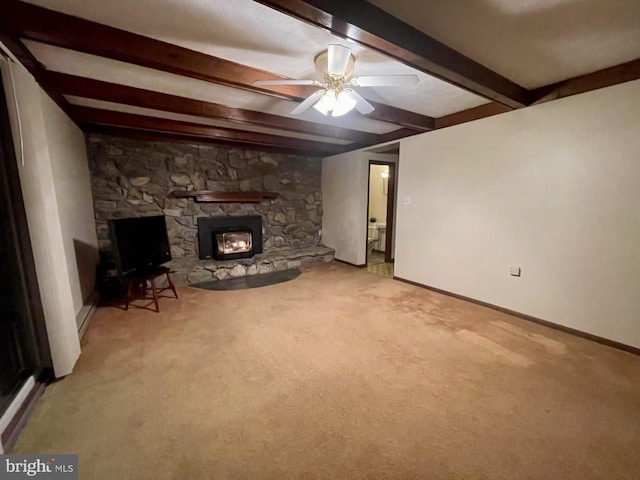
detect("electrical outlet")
[403,196,412,205]
[509,266,521,277]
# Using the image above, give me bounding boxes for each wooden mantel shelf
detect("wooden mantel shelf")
[169,190,278,203]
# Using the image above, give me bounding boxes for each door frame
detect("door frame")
[366,160,396,264]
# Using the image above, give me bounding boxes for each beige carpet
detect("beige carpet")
[12,262,640,479]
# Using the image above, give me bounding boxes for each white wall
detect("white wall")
[322,152,397,265]
[322,151,370,265]
[1,56,99,375]
[41,88,99,319]
[395,80,640,348]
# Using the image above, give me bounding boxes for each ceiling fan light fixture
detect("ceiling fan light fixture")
[313,89,357,117]
[257,45,415,117]
[332,90,357,117]
[312,90,336,116]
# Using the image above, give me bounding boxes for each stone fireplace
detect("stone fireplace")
[88,135,334,285]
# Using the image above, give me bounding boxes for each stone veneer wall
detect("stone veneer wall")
[87,135,331,282]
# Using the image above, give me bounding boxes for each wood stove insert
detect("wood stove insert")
[197,215,262,260]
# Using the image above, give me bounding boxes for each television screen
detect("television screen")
[108,215,172,276]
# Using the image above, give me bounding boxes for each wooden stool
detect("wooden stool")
[125,266,178,312]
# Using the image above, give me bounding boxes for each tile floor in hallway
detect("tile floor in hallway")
[367,251,394,278]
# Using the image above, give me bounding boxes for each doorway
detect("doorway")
[366,161,395,278]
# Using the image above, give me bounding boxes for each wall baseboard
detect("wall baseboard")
[334,259,366,268]
[393,275,640,356]
[77,290,100,340]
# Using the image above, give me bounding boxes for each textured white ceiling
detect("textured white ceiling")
[22,0,488,118]
[20,0,639,139]
[369,0,640,89]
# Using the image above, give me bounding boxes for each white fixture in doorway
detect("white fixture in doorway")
[367,224,379,255]
[381,170,389,195]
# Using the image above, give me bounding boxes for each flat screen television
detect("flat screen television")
[108,215,172,276]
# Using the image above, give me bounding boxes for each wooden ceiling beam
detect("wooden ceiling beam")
[2,0,434,132]
[364,101,513,145]
[435,103,512,129]
[529,58,640,105]
[68,105,346,155]
[84,125,333,157]
[435,59,640,128]
[377,128,420,144]
[252,0,529,108]
[39,71,380,146]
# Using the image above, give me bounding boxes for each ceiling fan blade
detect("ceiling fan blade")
[291,89,326,115]
[344,89,375,115]
[254,79,318,86]
[327,44,351,77]
[350,75,420,87]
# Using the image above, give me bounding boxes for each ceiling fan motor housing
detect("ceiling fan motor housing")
[314,51,355,80]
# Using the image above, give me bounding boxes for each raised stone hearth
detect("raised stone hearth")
[167,246,335,286]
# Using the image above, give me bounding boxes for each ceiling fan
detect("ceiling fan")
[254,44,420,117]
